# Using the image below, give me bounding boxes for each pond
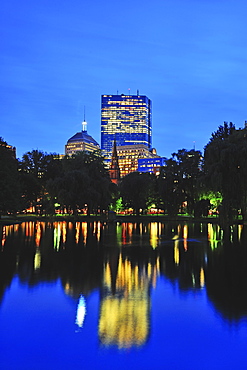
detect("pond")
[1,220,247,369]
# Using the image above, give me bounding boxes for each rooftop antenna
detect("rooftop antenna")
[82,106,87,132]
[128,88,131,96]
[117,90,119,95]
[137,89,139,95]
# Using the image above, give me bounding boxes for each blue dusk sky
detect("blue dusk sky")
[1,0,247,159]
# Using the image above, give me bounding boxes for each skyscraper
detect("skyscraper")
[101,94,152,164]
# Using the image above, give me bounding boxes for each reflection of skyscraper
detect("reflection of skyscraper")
[101,94,152,165]
[98,254,159,349]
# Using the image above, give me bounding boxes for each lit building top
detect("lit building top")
[65,120,100,155]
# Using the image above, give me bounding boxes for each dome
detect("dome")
[67,131,99,147]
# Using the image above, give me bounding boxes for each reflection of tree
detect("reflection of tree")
[98,250,158,349]
[206,234,247,322]
[0,226,17,304]
[158,223,207,291]
[0,222,104,301]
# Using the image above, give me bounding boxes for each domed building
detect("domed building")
[65,120,100,155]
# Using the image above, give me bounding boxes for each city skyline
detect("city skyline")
[1,0,247,159]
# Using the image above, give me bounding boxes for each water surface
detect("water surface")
[1,221,247,369]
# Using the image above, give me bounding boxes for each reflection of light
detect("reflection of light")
[183,225,188,239]
[208,223,221,250]
[99,254,159,349]
[97,222,101,241]
[99,295,148,348]
[116,224,122,246]
[150,223,158,249]
[35,222,41,247]
[34,249,41,270]
[82,222,87,244]
[192,274,195,287]
[183,239,188,251]
[200,268,205,288]
[75,222,80,244]
[174,239,179,265]
[1,226,6,249]
[53,223,61,251]
[238,225,242,241]
[62,222,67,245]
[183,225,188,251]
[75,295,86,328]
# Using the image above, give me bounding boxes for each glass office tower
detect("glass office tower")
[101,94,152,164]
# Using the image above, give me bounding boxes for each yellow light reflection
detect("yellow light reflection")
[82,222,87,244]
[75,222,80,244]
[174,239,179,265]
[99,254,159,349]
[208,223,221,249]
[62,222,67,245]
[200,268,205,288]
[238,224,242,241]
[34,249,41,270]
[183,225,188,251]
[150,223,158,249]
[99,294,149,349]
[1,226,6,249]
[35,222,41,247]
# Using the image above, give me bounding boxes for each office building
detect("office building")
[65,120,100,156]
[138,157,166,175]
[117,144,159,177]
[101,94,152,165]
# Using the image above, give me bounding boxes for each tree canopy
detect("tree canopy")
[203,123,247,221]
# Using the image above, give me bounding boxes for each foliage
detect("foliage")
[18,150,60,213]
[157,149,202,216]
[47,151,112,215]
[119,172,157,215]
[203,123,247,221]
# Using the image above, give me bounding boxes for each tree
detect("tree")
[203,123,247,221]
[172,149,203,215]
[120,172,157,215]
[157,158,183,216]
[47,151,113,215]
[19,150,60,214]
[157,149,202,216]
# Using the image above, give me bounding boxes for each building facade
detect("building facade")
[65,121,100,155]
[138,157,166,175]
[101,94,152,165]
[116,144,159,177]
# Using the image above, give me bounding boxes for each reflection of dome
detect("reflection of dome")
[65,121,100,155]
[75,295,86,328]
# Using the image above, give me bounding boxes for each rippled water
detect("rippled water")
[1,221,247,369]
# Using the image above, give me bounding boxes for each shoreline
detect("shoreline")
[0,214,244,226]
